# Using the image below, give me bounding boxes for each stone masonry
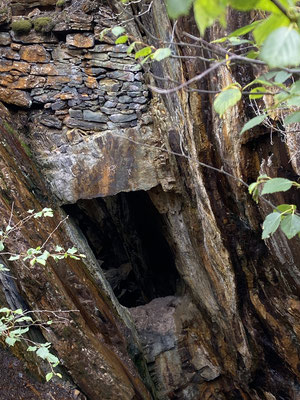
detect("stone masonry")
[0,1,175,203]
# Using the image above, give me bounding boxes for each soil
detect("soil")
[0,345,85,400]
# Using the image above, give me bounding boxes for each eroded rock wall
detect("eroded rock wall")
[0,1,299,400]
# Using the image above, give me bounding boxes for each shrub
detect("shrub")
[11,19,32,34]
[33,17,54,33]
[56,0,65,7]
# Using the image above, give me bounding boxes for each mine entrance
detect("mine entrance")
[63,191,179,307]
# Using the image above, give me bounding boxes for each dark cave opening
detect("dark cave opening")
[63,190,180,308]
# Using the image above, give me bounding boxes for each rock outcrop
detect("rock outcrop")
[0,1,299,400]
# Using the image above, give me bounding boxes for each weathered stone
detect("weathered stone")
[88,52,109,61]
[0,33,11,46]
[51,101,65,110]
[32,90,59,103]
[83,110,108,123]
[10,75,45,89]
[0,47,20,60]
[40,114,62,129]
[46,76,70,88]
[65,116,107,131]
[118,95,133,104]
[107,70,135,81]
[109,113,137,123]
[31,63,60,76]
[84,66,106,76]
[0,87,32,107]
[10,30,58,44]
[90,44,128,53]
[66,34,94,49]
[84,76,98,89]
[122,81,143,90]
[103,101,116,108]
[53,14,93,32]
[88,59,138,71]
[99,79,121,92]
[10,43,21,51]
[19,44,50,63]
[133,96,148,104]
[69,109,83,119]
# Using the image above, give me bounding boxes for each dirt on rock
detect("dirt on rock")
[0,345,85,400]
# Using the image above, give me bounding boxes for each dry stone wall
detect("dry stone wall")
[0,1,174,203]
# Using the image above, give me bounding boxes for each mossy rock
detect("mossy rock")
[33,17,55,33]
[56,0,65,7]
[11,19,32,34]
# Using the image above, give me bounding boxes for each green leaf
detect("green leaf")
[260,27,300,68]
[0,241,4,251]
[193,0,226,36]
[284,111,300,124]
[36,346,50,360]
[227,20,261,37]
[249,87,266,99]
[27,346,37,352]
[8,255,20,261]
[262,212,281,239]
[275,204,296,213]
[46,373,53,382]
[5,336,17,346]
[66,247,78,255]
[228,37,252,45]
[248,182,259,195]
[115,35,128,44]
[135,46,152,59]
[152,47,172,61]
[261,178,293,195]
[111,26,125,37]
[213,87,241,116]
[255,0,292,13]
[240,114,267,134]
[253,14,289,45]
[229,0,260,10]
[56,373,62,379]
[274,71,291,83]
[165,0,194,19]
[127,42,136,54]
[280,214,300,239]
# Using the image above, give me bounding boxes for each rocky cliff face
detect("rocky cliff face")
[0,1,299,399]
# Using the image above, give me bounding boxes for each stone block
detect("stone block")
[69,109,83,119]
[118,95,132,104]
[20,44,50,63]
[0,87,32,108]
[106,71,135,81]
[99,79,121,92]
[65,116,107,131]
[83,110,108,123]
[109,113,137,123]
[66,33,94,49]
[0,33,11,46]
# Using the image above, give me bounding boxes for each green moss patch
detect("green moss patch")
[56,0,65,7]
[11,19,32,34]
[3,121,32,157]
[33,17,54,33]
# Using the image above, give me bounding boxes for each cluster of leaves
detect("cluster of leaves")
[164,0,300,128]
[249,176,300,239]
[100,26,172,70]
[0,208,85,381]
[0,308,60,381]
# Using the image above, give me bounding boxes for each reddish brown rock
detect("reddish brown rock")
[19,44,50,63]
[0,87,32,107]
[10,75,46,89]
[66,33,94,49]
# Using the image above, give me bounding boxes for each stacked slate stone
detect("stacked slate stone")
[0,5,150,132]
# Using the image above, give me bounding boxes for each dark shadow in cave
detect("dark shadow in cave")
[63,190,180,307]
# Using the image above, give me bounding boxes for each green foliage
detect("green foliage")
[260,27,300,68]
[33,17,54,33]
[213,86,241,116]
[240,114,267,134]
[248,177,300,239]
[11,19,32,34]
[166,0,194,19]
[0,208,85,381]
[56,0,65,7]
